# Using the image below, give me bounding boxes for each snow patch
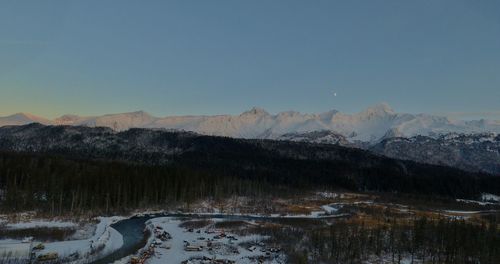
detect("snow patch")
[482,193,500,202]
[5,220,77,230]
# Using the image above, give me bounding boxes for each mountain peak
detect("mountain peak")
[131,110,149,115]
[9,112,52,124]
[54,114,83,125]
[12,112,36,118]
[241,107,270,116]
[319,109,339,121]
[109,110,153,117]
[361,103,395,115]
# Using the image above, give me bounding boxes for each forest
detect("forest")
[0,125,498,207]
[278,217,500,264]
[0,150,499,214]
[0,152,277,214]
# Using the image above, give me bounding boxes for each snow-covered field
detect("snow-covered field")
[143,217,286,264]
[0,239,30,259]
[456,193,500,206]
[4,220,77,230]
[0,201,342,263]
[0,217,124,263]
[1,192,497,264]
[40,217,124,261]
[482,193,500,202]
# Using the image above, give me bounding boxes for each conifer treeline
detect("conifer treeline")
[0,152,276,213]
[0,150,499,213]
[295,217,500,263]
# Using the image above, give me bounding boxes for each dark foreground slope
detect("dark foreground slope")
[0,124,498,212]
[372,133,500,174]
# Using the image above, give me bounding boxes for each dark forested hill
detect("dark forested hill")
[371,133,500,175]
[0,123,499,212]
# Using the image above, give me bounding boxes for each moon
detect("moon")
[333,92,337,97]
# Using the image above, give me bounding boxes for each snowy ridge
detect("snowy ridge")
[1,103,499,143]
[0,113,53,126]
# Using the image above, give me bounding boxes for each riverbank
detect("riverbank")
[0,216,124,263]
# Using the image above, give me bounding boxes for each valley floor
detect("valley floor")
[0,191,499,264]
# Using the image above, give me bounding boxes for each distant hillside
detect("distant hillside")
[372,133,500,175]
[0,123,498,201]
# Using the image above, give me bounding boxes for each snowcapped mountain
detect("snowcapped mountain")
[1,103,499,144]
[0,113,53,127]
[55,111,156,131]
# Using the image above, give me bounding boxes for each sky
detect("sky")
[1,0,499,119]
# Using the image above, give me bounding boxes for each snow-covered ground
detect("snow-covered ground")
[455,193,500,206]
[143,217,285,264]
[0,217,124,263]
[455,198,496,206]
[321,204,342,214]
[179,204,346,219]
[0,202,344,264]
[5,220,77,230]
[482,193,500,202]
[0,239,30,260]
[443,210,484,214]
[3,193,495,264]
[39,217,123,261]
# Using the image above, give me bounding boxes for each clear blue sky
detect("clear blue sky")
[1,0,499,118]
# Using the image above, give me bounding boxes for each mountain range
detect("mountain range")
[1,104,499,175]
[1,103,499,143]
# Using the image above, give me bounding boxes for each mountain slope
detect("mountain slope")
[0,113,53,127]
[0,123,498,199]
[371,133,500,174]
